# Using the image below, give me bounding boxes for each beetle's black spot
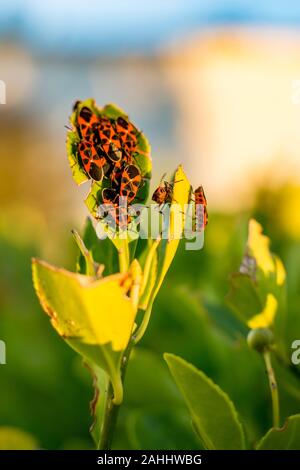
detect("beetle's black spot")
[80,107,93,122]
[89,163,103,181]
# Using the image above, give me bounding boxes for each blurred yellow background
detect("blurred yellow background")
[1,5,300,239]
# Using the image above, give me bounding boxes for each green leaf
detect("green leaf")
[226,273,264,324]
[256,415,300,450]
[85,361,109,449]
[0,427,39,450]
[226,219,286,335]
[85,180,108,220]
[32,258,136,404]
[101,103,128,120]
[164,353,245,450]
[66,130,88,185]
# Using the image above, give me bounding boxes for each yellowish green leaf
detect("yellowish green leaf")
[247,293,277,329]
[226,219,287,340]
[133,166,191,342]
[151,165,191,301]
[66,131,88,185]
[76,217,119,276]
[32,258,136,404]
[247,219,275,276]
[274,256,286,286]
[247,219,286,287]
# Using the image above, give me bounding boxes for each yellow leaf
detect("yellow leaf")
[274,256,286,286]
[247,219,274,276]
[32,258,136,404]
[247,294,278,329]
[154,165,191,295]
[134,166,191,343]
[227,219,286,339]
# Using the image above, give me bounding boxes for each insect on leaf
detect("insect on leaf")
[144,165,191,309]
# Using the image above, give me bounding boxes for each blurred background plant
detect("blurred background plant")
[0,0,300,449]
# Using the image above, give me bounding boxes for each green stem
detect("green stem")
[98,339,134,450]
[98,259,141,449]
[118,238,129,273]
[133,238,161,344]
[139,238,161,298]
[98,381,120,450]
[134,301,154,344]
[124,238,130,265]
[263,351,280,429]
[130,262,142,311]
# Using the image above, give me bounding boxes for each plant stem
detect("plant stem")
[263,351,280,429]
[98,259,141,449]
[118,238,129,273]
[132,239,162,344]
[130,261,142,311]
[98,339,134,450]
[134,300,153,344]
[139,238,161,298]
[98,381,120,450]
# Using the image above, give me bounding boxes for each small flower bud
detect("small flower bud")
[247,328,274,353]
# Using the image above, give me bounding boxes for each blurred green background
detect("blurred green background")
[1,193,300,449]
[0,0,300,450]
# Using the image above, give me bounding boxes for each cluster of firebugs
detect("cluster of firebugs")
[73,101,208,230]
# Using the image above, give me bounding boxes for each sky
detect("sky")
[1,0,300,55]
